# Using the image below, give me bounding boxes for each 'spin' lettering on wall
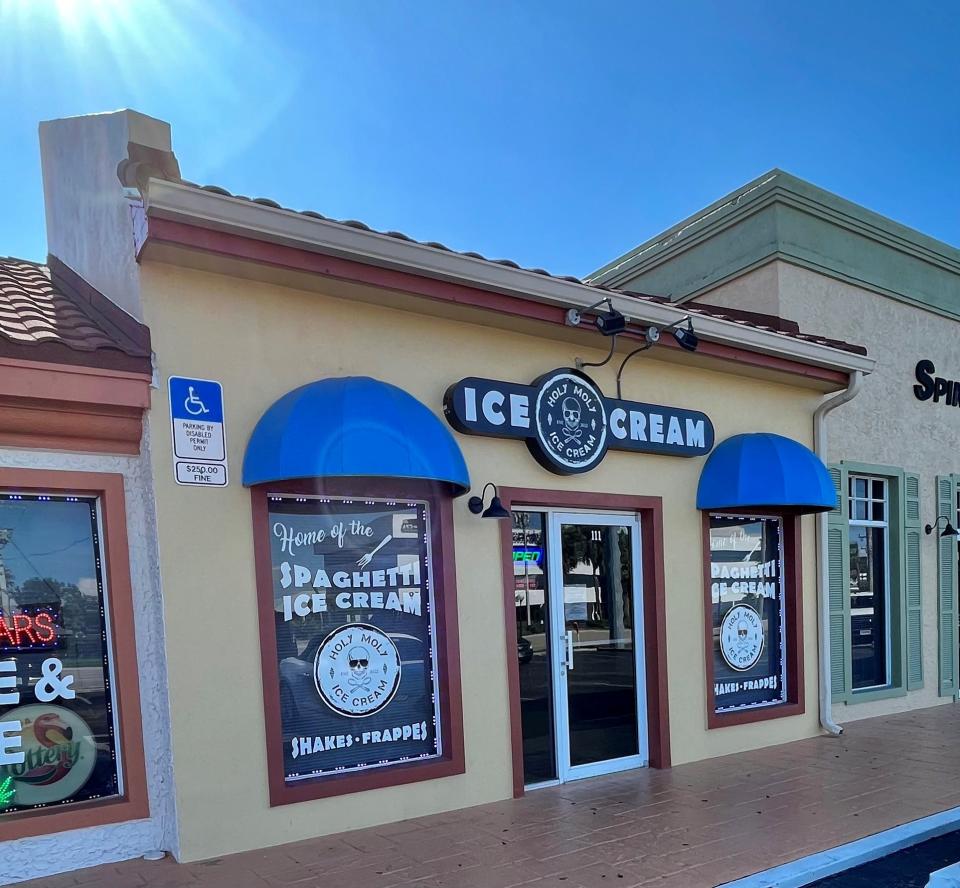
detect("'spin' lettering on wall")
[168,376,229,487]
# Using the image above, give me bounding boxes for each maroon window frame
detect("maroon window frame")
[702,511,805,729]
[250,477,465,806]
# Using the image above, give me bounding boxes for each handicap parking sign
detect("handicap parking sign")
[168,376,228,487]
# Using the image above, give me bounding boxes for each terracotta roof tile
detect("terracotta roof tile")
[177,179,868,358]
[0,256,152,373]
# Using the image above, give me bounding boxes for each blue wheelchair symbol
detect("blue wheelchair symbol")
[169,377,224,423]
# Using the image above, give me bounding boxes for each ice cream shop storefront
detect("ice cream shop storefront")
[0,110,885,878]
[118,162,875,863]
[196,327,857,820]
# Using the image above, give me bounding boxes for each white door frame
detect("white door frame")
[546,510,647,783]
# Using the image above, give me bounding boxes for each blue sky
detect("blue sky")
[1,1,958,278]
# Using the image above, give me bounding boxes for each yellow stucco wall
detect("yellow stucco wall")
[141,261,825,861]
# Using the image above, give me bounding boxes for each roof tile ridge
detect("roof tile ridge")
[45,255,152,357]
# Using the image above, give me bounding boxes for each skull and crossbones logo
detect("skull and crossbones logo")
[734,619,751,653]
[315,624,403,716]
[561,397,583,444]
[347,646,372,692]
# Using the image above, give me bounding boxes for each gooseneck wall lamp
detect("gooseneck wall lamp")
[468,483,512,520]
[925,515,959,537]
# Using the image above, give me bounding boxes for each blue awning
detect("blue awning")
[696,432,835,514]
[242,377,470,494]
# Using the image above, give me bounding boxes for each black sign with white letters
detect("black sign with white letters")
[443,368,714,474]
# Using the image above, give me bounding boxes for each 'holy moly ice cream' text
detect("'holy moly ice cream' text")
[277,557,422,621]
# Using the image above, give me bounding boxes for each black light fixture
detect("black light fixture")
[925,515,959,537]
[468,483,511,520]
[566,298,626,337]
[671,317,699,352]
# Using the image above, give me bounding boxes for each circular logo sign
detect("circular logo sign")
[314,624,402,718]
[1,704,98,807]
[719,604,765,672]
[531,370,608,474]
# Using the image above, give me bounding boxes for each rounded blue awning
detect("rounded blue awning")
[242,377,470,494]
[696,432,835,514]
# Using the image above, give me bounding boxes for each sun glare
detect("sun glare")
[1,0,133,44]
[1,0,305,181]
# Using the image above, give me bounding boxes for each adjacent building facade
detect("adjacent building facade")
[0,256,175,881]
[590,169,960,726]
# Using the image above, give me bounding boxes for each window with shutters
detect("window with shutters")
[827,463,921,704]
[848,476,892,690]
[935,474,958,698]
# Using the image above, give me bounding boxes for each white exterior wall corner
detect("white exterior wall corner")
[2,423,179,885]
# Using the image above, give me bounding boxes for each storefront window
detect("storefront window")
[848,475,891,690]
[0,493,121,817]
[266,495,442,783]
[708,514,787,714]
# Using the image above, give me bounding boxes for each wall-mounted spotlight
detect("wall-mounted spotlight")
[468,483,511,520]
[567,299,700,382]
[672,317,699,352]
[925,515,959,537]
[566,298,626,337]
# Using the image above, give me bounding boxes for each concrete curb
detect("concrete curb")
[718,806,960,888]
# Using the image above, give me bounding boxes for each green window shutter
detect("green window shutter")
[903,473,923,689]
[827,464,851,701]
[937,475,958,697]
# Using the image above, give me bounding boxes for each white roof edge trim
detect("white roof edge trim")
[144,178,874,376]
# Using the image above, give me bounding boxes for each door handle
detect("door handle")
[566,630,574,671]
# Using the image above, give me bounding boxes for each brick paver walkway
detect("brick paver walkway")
[16,706,960,888]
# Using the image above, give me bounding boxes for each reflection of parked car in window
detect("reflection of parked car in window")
[517,636,533,664]
[278,631,425,729]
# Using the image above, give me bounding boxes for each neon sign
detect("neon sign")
[0,609,61,652]
[512,547,543,566]
[0,776,13,809]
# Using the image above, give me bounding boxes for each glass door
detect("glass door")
[549,513,646,781]
[514,509,646,786]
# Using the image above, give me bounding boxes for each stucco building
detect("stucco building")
[17,114,960,884]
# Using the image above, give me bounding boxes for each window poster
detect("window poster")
[268,495,442,782]
[709,514,787,713]
[0,494,120,817]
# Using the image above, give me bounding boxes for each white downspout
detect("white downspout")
[814,370,863,736]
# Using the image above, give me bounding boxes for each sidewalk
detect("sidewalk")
[17,705,960,888]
